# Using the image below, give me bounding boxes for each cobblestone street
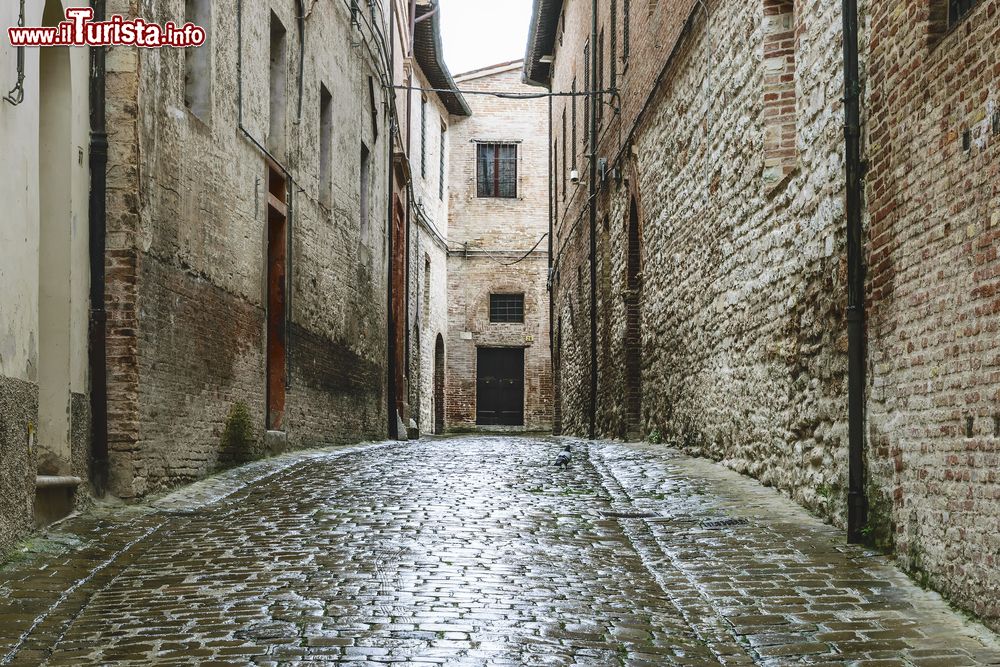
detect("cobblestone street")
[1,436,998,666]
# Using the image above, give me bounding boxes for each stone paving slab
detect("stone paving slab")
[0,436,996,666]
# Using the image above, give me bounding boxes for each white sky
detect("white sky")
[438,0,534,76]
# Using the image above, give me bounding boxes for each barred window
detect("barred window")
[477,142,518,198]
[950,0,978,25]
[490,294,524,323]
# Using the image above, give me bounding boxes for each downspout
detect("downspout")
[386,0,399,439]
[587,0,598,439]
[841,0,867,542]
[87,0,109,495]
[548,92,555,435]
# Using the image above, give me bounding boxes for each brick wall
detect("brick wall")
[445,65,553,432]
[864,0,1000,630]
[543,0,1000,630]
[103,0,391,498]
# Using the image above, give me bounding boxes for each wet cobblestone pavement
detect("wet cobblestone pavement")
[1,436,998,666]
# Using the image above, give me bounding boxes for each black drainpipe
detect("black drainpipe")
[87,0,109,495]
[841,0,867,543]
[548,92,555,435]
[587,0,598,439]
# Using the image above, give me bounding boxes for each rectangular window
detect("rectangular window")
[949,0,978,25]
[476,142,518,198]
[561,111,567,201]
[360,143,371,243]
[598,29,605,127]
[368,76,379,143]
[571,78,577,167]
[423,256,431,319]
[439,123,447,200]
[319,84,333,206]
[623,0,630,67]
[420,96,427,177]
[490,294,524,323]
[184,0,211,120]
[610,0,618,91]
[268,11,287,157]
[553,139,559,219]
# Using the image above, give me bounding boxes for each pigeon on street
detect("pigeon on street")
[554,445,571,469]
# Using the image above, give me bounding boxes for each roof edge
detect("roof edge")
[414,3,472,117]
[522,0,563,88]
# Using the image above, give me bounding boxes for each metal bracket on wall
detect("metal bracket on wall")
[3,0,26,106]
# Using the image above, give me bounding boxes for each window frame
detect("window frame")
[476,141,519,199]
[489,293,525,324]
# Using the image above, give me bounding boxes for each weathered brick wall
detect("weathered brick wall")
[445,65,553,432]
[864,0,1000,630]
[104,0,390,497]
[552,0,850,518]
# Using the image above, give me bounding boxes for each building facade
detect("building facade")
[445,62,553,433]
[97,0,401,499]
[1,0,94,552]
[525,0,999,629]
[404,2,469,437]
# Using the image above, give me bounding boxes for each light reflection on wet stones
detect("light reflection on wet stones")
[0,436,996,665]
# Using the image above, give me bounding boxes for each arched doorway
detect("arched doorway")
[624,197,643,435]
[434,334,445,435]
[37,0,73,475]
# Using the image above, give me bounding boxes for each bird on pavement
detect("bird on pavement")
[554,445,571,470]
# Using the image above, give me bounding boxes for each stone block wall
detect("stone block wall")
[550,0,850,517]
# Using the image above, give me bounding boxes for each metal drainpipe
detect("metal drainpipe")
[841,0,868,543]
[87,0,109,495]
[588,0,599,440]
[386,0,399,439]
[548,92,555,436]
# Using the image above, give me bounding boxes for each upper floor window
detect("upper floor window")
[490,294,524,323]
[184,0,212,120]
[476,142,518,198]
[950,0,979,25]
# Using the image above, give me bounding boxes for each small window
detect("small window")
[420,96,428,177]
[490,294,524,323]
[319,84,333,206]
[368,77,379,143]
[439,123,447,200]
[477,142,518,198]
[360,143,371,243]
[184,0,211,120]
[622,0,631,67]
[268,11,287,157]
[950,0,979,25]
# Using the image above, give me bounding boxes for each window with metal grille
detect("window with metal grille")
[571,78,578,167]
[610,0,618,90]
[950,0,978,25]
[490,294,524,323]
[439,123,446,200]
[476,142,518,198]
[420,96,427,177]
[623,0,630,67]
[598,29,605,127]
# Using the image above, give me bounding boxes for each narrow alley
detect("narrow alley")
[1,436,997,666]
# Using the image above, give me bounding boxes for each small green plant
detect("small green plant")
[220,401,259,466]
[648,429,663,445]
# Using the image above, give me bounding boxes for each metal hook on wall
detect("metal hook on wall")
[3,0,26,106]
